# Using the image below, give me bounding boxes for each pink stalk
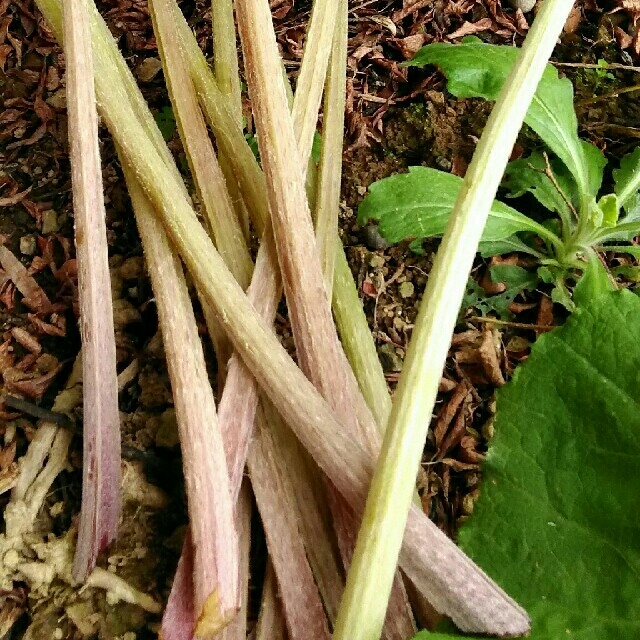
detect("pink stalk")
[266,404,344,622]
[248,404,331,640]
[63,0,120,582]
[151,3,329,631]
[255,562,288,640]
[123,169,239,637]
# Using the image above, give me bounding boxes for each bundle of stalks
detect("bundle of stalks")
[28,0,574,637]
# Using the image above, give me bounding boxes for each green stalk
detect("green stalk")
[332,247,392,426]
[35,1,530,631]
[210,0,250,239]
[314,0,347,298]
[211,0,242,122]
[332,1,576,638]
[150,0,252,287]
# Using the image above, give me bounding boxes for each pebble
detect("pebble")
[364,224,391,250]
[20,234,36,255]
[41,209,59,234]
[508,0,536,11]
[399,281,414,298]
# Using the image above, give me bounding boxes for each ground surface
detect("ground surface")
[1,0,640,637]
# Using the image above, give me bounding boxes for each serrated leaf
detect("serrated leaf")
[460,265,539,320]
[596,193,619,227]
[414,290,640,640]
[502,153,578,223]
[613,146,640,213]
[407,38,606,199]
[358,166,558,247]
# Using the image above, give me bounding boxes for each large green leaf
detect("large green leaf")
[407,38,606,199]
[357,166,558,253]
[413,289,640,640]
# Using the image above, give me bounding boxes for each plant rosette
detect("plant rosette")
[358,37,640,310]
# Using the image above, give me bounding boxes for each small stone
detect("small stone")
[434,156,452,171]
[398,281,414,298]
[378,343,404,372]
[155,408,180,448]
[136,57,164,83]
[20,235,36,256]
[364,224,391,250]
[368,253,385,268]
[41,209,59,234]
[508,0,536,11]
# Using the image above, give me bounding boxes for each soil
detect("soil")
[1,0,640,637]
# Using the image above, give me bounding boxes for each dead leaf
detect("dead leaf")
[448,18,494,39]
[0,245,52,312]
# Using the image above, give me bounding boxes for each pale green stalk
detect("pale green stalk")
[210,0,250,239]
[314,0,347,298]
[211,0,242,122]
[332,246,392,426]
[312,0,392,428]
[149,0,252,287]
[292,0,340,172]
[333,2,576,639]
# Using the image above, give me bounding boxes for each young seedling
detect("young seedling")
[359,36,640,310]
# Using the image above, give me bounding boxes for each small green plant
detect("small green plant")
[153,104,177,141]
[359,37,640,310]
